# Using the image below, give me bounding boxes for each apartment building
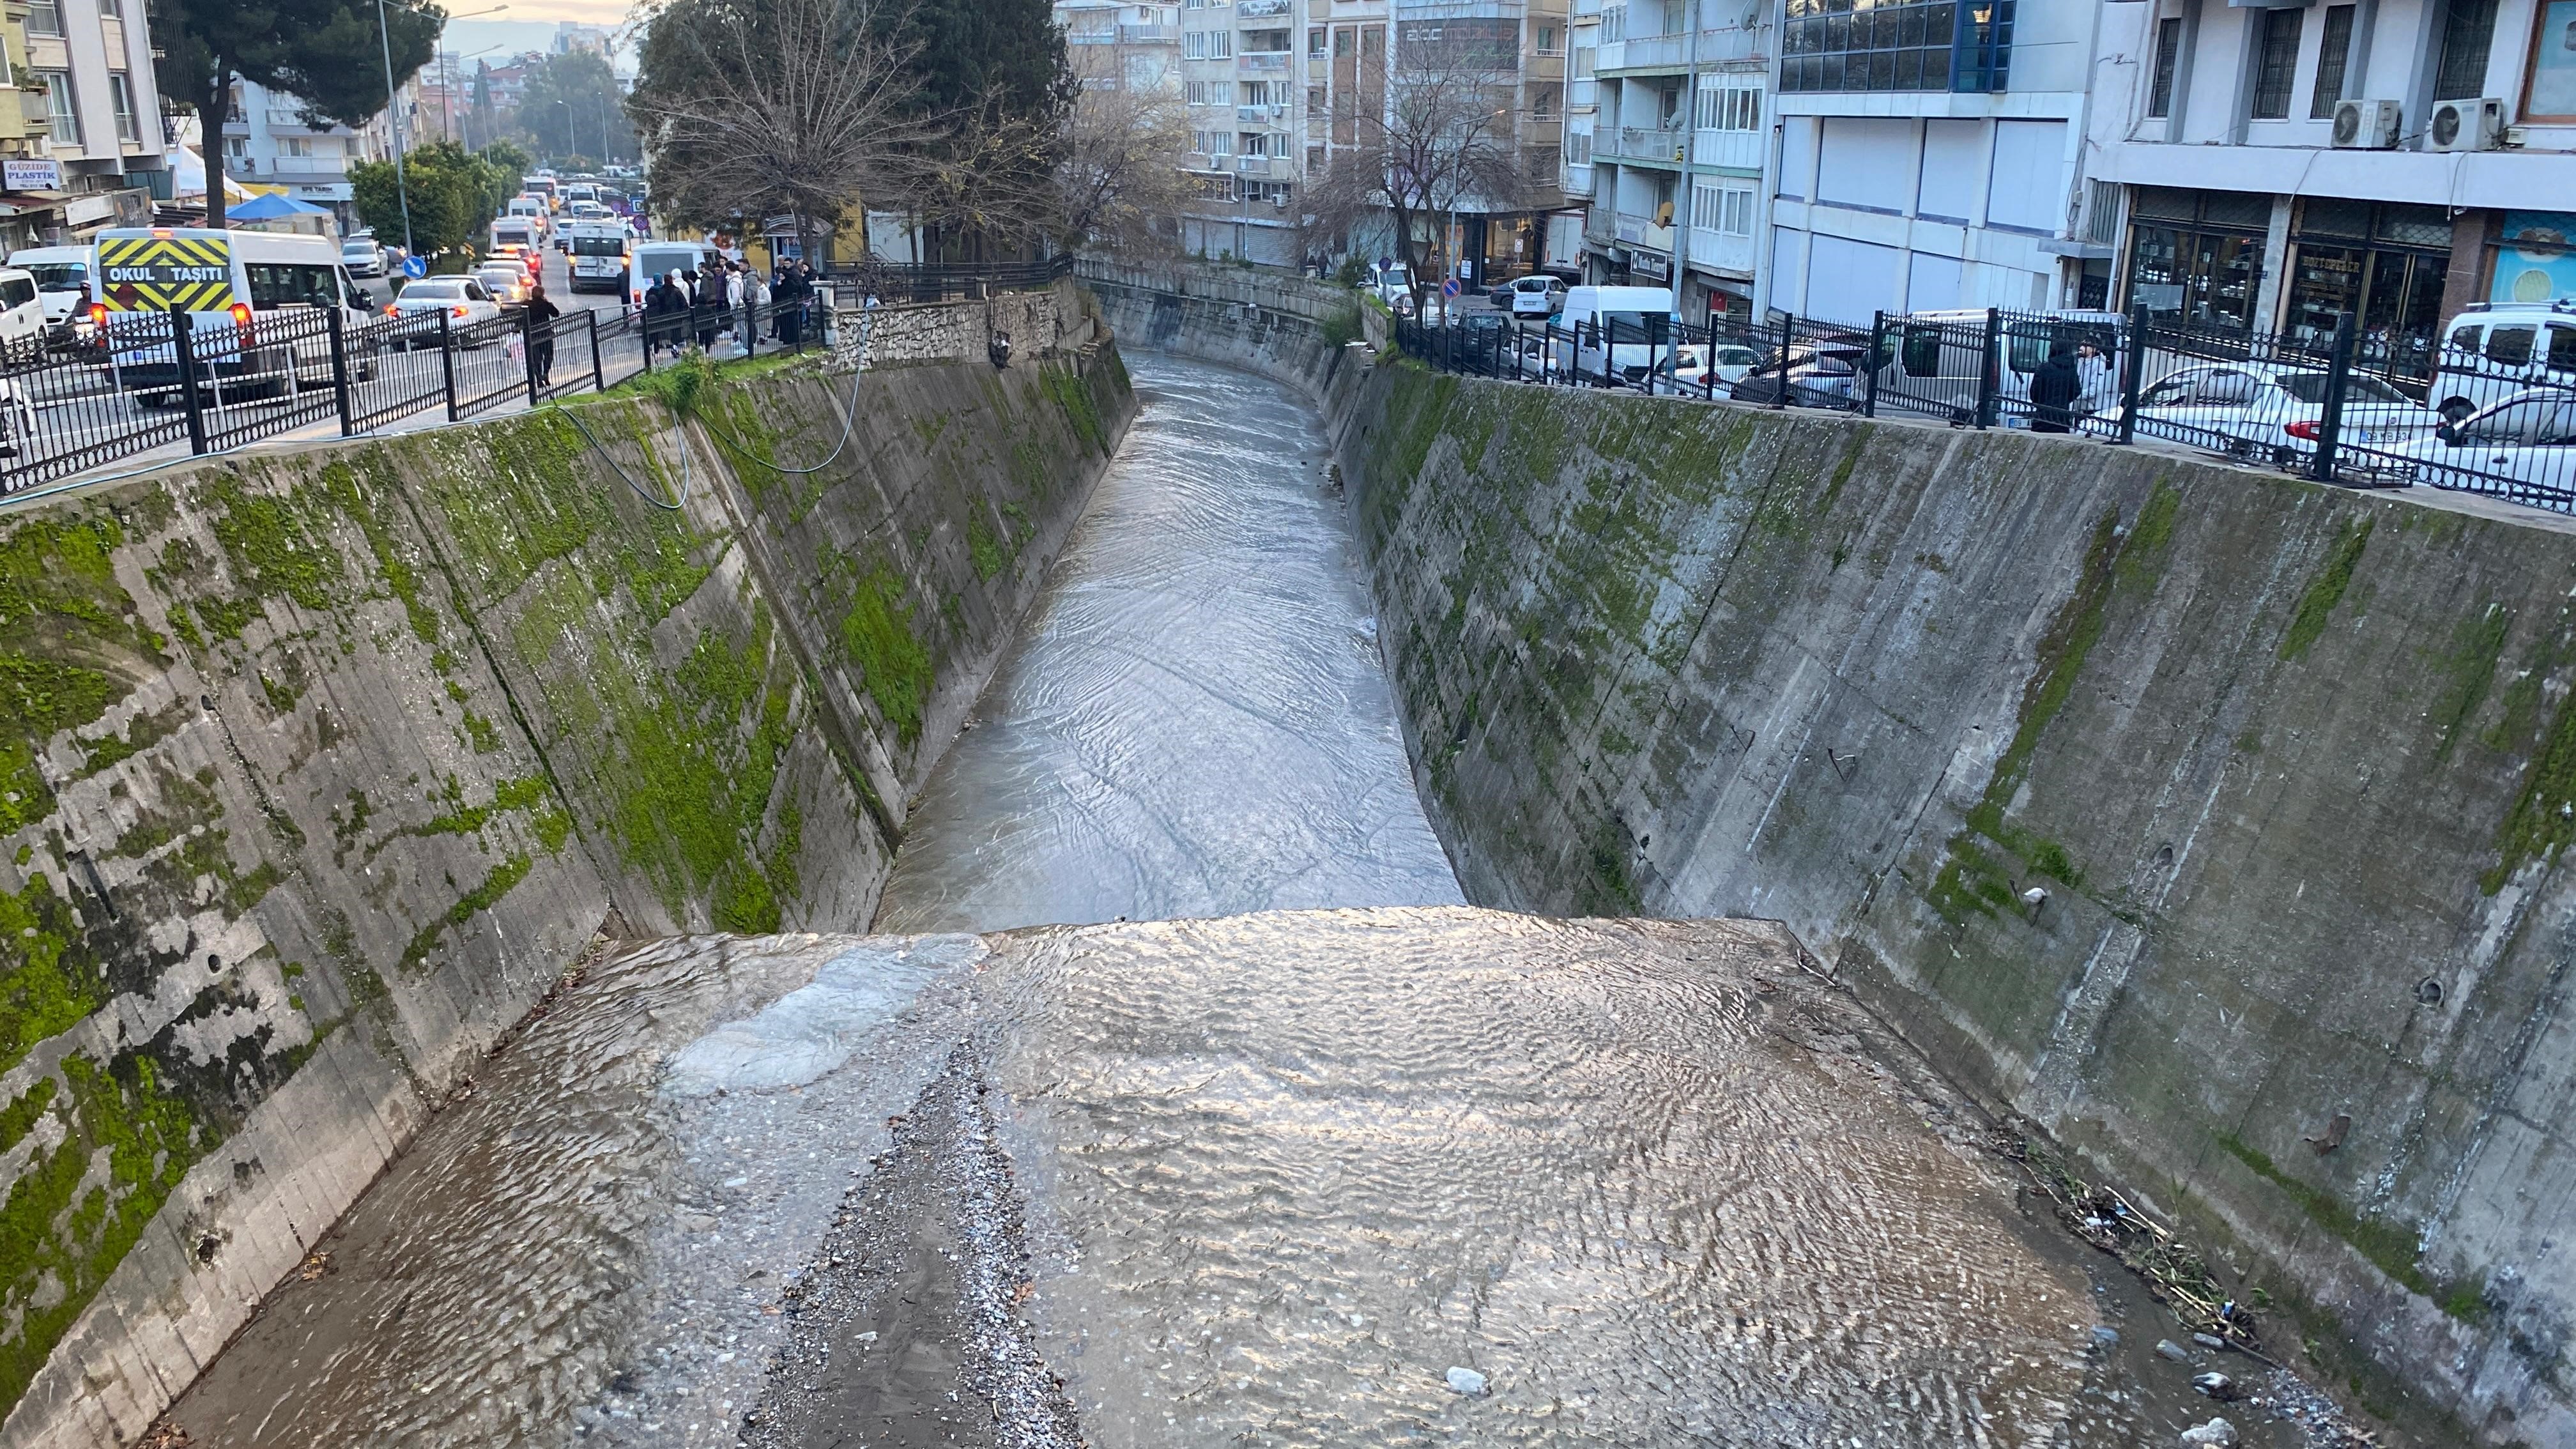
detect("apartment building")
[2088,0,2576,385]
[1758,1,2103,323]
[20,0,164,206]
[1062,0,1183,90]
[220,77,414,231]
[1577,0,1771,325]
[1169,0,1307,263]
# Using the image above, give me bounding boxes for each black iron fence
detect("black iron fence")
[824,254,1076,307]
[1396,300,2576,516]
[0,291,839,495]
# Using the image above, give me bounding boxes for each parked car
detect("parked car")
[2103,360,2442,470]
[473,264,533,307]
[5,245,93,346]
[1650,342,1765,395]
[1506,274,1569,319]
[2388,387,2576,496]
[1723,339,1872,407]
[383,274,505,344]
[339,234,385,277]
[2430,302,2576,422]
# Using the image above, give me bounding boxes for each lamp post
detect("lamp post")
[372,0,508,258]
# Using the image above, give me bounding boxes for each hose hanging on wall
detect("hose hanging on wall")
[551,401,691,512]
[684,312,873,478]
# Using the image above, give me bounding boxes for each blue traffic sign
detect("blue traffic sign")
[401,255,427,279]
[1441,277,1461,299]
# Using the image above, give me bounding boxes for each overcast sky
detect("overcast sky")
[437,11,638,74]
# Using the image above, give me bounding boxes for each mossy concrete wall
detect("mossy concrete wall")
[0,340,1133,1448]
[1340,362,2576,1444]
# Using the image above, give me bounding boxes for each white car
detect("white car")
[384,275,505,346]
[2388,388,2576,500]
[472,264,532,307]
[1650,343,1763,396]
[1505,275,1568,318]
[340,235,385,277]
[2429,303,2576,422]
[2105,360,2442,471]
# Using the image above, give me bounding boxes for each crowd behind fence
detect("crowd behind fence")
[1395,299,2576,516]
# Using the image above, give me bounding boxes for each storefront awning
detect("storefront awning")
[0,190,69,217]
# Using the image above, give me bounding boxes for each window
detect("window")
[1567,130,1591,165]
[2250,8,2303,120]
[38,72,77,148]
[1193,128,1232,155]
[1695,83,1758,130]
[244,263,339,310]
[1601,4,1623,45]
[0,276,31,310]
[96,0,119,17]
[1208,28,1232,58]
[1240,80,1271,105]
[2435,0,2499,102]
[1239,131,1270,157]
[1574,45,1595,80]
[2197,371,2258,407]
[1535,23,1559,55]
[1186,80,1216,105]
[2147,16,2182,118]
[1534,89,1554,120]
[1692,180,1722,229]
[1309,26,1324,56]
[24,0,59,36]
[1780,0,2014,95]
[1722,188,1754,234]
[2527,0,2576,119]
[2450,322,2486,352]
[2550,325,2576,372]
[2310,6,2356,118]
[2488,324,2536,366]
[2460,397,2549,443]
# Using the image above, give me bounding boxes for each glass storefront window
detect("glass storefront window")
[2127,222,2266,329]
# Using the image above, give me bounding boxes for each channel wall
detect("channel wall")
[0,317,1135,1447]
[1092,266,2576,1443]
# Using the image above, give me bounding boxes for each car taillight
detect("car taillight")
[2285,420,2320,440]
[86,303,104,328]
[386,303,401,317]
[451,305,469,318]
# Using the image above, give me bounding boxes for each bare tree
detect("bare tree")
[1051,54,1192,255]
[1301,33,1533,318]
[628,0,942,265]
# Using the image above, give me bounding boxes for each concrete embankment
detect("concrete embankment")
[0,316,1133,1446]
[1332,362,2576,1443]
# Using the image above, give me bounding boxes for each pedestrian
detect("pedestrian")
[522,280,562,386]
[649,271,689,355]
[745,266,772,351]
[2072,338,2115,420]
[693,266,721,351]
[2029,341,2083,434]
[774,261,808,348]
[793,259,819,345]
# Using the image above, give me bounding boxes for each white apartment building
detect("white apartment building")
[1578,0,1772,326]
[221,77,415,231]
[1060,0,1182,90]
[1758,0,2104,323]
[2087,0,2576,390]
[1174,0,1332,264]
[21,0,166,203]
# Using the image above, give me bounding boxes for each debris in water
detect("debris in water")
[1444,1367,1487,1396]
[294,1250,332,1282]
[2156,1339,2193,1363]
[2179,1418,2237,1446]
[2193,1371,2237,1400]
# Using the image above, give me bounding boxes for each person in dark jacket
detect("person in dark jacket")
[691,267,721,351]
[522,280,562,386]
[774,262,808,348]
[2028,341,2083,434]
[647,272,689,355]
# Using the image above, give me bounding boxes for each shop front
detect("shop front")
[2488,211,2576,305]
[2122,186,2269,330]
[2278,198,2453,383]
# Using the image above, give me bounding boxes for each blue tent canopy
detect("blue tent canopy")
[227,193,334,221]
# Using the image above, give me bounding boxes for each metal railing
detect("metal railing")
[822,254,1074,308]
[1394,299,2576,517]
[0,291,843,495]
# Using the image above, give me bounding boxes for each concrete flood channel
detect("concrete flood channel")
[155,356,2350,1447]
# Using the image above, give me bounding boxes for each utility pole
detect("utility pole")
[374,0,417,258]
[1667,0,1700,381]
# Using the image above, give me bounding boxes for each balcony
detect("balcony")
[1689,226,1759,277]
[273,155,349,176]
[1613,213,1674,252]
[1238,51,1289,70]
[1597,27,1765,75]
[1237,0,1290,15]
[1614,125,1687,164]
[1066,28,1117,44]
[1119,23,1177,42]
[1237,103,1285,123]
[1692,128,1763,171]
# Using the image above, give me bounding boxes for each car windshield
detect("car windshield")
[404,279,467,298]
[636,249,700,277]
[2273,372,2416,405]
[573,237,627,256]
[474,269,518,284]
[21,263,83,291]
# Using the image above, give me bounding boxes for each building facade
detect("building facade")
[20,0,164,213]
[1756,0,2106,324]
[2088,0,2576,389]
[1578,0,1771,325]
[220,77,413,231]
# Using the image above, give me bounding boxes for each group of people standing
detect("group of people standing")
[643,257,822,357]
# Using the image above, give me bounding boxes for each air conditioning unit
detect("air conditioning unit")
[2426,97,2506,153]
[2330,98,2402,149]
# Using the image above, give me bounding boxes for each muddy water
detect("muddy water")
[874,352,1463,932]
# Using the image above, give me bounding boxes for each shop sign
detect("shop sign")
[1631,250,1669,282]
[2,158,58,190]
[2492,211,2576,304]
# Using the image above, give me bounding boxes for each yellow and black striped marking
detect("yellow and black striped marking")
[97,235,235,313]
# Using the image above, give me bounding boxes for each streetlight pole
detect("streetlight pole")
[373,0,417,258]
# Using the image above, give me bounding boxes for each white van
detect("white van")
[6,245,91,341]
[505,195,550,238]
[627,239,710,310]
[1557,286,1677,383]
[491,215,541,256]
[1876,309,2125,424]
[93,227,376,404]
[2430,303,2576,422]
[565,224,631,295]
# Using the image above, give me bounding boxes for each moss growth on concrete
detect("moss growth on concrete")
[967,509,1008,582]
[2278,515,2375,663]
[0,875,102,1078]
[839,565,935,747]
[399,852,535,973]
[201,474,347,614]
[2484,667,2576,892]
[1041,360,1107,455]
[2216,1131,2431,1299]
[2430,602,2511,764]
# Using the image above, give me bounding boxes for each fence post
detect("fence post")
[1864,310,1885,418]
[2312,310,2357,485]
[440,310,459,423]
[2115,303,2147,446]
[328,306,355,437]
[588,310,605,393]
[1976,307,2001,429]
[522,306,541,406]
[171,312,208,456]
[1772,312,1792,411]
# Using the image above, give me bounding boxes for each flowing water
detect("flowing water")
[151,354,2329,1448]
[875,353,1464,931]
